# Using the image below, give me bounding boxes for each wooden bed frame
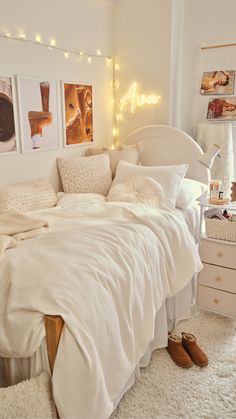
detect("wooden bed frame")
[45,315,64,373]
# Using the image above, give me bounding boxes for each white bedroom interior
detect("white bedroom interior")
[0,0,236,418]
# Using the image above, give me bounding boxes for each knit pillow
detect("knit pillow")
[57,153,112,195]
[0,372,53,419]
[0,179,57,214]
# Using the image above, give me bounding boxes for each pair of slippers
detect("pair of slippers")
[167,332,208,368]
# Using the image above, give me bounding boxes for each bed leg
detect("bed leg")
[45,315,64,373]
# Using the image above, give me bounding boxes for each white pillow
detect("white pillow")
[57,192,106,208]
[107,176,165,208]
[112,160,188,208]
[57,154,112,196]
[0,179,57,214]
[176,178,208,209]
[0,372,53,419]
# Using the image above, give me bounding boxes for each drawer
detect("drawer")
[199,263,236,293]
[200,239,236,269]
[197,285,236,317]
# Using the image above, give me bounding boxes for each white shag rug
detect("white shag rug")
[0,372,53,419]
[112,310,236,419]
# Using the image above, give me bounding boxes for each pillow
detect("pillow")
[0,372,53,418]
[57,154,112,196]
[57,192,106,208]
[112,160,188,208]
[85,144,140,177]
[107,176,165,208]
[176,178,208,209]
[0,179,57,214]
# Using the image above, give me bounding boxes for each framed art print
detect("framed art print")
[17,76,60,152]
[62,82,93,146]
[200,70,235,95]
[0,76,19,155]
[207,96,236,120]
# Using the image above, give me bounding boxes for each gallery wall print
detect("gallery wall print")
[0,76,19,155]
[200,70,235,95]
[207,96,236,120]
[62,82,93,146]
[17,76,60,152]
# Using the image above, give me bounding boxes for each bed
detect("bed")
[0,125,209,418]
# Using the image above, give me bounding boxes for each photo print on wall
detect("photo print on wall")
[200,70,235,95]
[0,76,18,155]
[17,76,60,152]
[207,96,236,120]
[62,82,93,146]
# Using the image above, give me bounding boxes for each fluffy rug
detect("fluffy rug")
[0,372,53,418]
[112,310,236,419]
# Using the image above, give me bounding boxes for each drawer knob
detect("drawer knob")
[216,276,222,282]
[213,298,219,304]
[217,252,223,257]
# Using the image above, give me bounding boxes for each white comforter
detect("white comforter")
[0,201,202,418]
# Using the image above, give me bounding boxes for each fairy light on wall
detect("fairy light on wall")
[0,31,113,61]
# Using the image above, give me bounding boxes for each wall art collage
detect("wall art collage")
[0,75,93,155]
[200,70,236,121]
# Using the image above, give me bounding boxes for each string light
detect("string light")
[115,63,120,70]
[35,35,41,43]
[0,32,113,62]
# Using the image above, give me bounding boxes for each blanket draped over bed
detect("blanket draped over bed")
[0,202,202,418]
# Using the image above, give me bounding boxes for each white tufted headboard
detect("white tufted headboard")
[125,125,210,185]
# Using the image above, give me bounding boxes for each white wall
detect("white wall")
[114,0,172,143]
[180,0,236,137]
[0,0,114,191]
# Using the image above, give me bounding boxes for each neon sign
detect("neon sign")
[120,82,161,113]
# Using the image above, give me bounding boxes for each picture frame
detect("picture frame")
[0,75,19,155]
[17,75,60,153]
[62,81,93,147]
[206,96,236,120]
[200,70,235,95]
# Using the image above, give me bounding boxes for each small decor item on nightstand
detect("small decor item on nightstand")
[209,179,222,203]
[231,181,236,201]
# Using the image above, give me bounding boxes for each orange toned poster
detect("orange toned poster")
[63,83,93,146]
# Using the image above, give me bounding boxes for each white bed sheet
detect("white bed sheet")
[0,201,201,418]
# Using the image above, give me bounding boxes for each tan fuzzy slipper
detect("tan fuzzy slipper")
[167,334,193,368]
[182,332,208,367]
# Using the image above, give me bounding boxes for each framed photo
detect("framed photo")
[206,96,236,120]
[0,76,19,155]
[62,82,93,146]
[17,76,60,152]
[200,70,235,95]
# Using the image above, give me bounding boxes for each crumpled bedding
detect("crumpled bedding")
[0,211,48,261]
[0,201,202,418]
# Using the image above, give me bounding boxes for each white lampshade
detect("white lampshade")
[198,144,221,169]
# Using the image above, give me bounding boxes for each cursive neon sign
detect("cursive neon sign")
[120,82,161,113]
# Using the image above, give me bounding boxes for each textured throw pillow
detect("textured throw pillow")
[176,178,208,209]
[0,372,53,419]
[85,144,140,177]
[107,176,165,208]
[112,160,188,208]
[57,154,112,196]
[0,179,57,214]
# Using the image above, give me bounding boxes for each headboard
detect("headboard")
[125,125,210,184]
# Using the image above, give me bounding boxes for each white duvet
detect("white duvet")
[0,201,202,418]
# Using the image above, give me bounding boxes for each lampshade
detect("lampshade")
[198,143,221,169]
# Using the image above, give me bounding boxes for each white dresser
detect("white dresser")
[198,238,236,317]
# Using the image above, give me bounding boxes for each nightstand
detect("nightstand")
[197,200,236,317]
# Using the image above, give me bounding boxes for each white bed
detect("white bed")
[0,125,209,418]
